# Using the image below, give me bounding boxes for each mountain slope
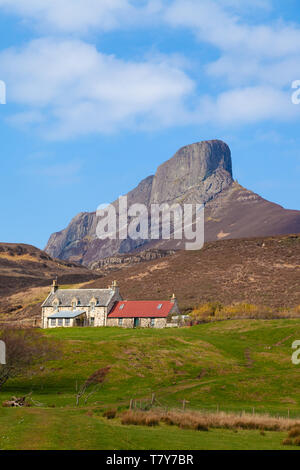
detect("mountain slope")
[0,243,101,317]
[4,234,300,324]
[45,140,300,266]
[86,234,300,311]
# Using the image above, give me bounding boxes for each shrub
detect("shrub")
[191,302,300,321]
[288,426,300,438]
[193,422,209,431]
[0,328,58,390]
[190,303,223,321]
[145,415,160,427]
[121,409,300,433]
[294,437,300,446]
[282,439,292,446]
[121,411,159,427]
[103,409,117,420]
[219,303,275,319]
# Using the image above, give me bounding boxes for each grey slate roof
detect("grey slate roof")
[42,288,116,308]
[48,310,86,319]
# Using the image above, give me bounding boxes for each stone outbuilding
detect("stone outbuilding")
[107,295,181,328]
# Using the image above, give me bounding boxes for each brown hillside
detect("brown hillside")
[0,243,101,318]
[87,234,300,311]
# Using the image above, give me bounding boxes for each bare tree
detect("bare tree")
[76,366,111,406]
[0,328,58,390]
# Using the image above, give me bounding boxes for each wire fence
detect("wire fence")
[127,394,300,420]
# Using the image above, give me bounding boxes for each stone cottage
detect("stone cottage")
[41,279,122,328]
[41,280,181,329]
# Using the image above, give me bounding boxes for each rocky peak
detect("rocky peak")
[44,139,300,267]
[45,139,234,263]
[150,140,233,205]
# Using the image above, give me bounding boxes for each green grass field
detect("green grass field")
[1,319,300,450]
[0,407,293,450]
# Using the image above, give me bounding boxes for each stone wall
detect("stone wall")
[106,317,169,328]
[42,305,106,328]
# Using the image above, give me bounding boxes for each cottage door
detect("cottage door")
[134,318,139,328]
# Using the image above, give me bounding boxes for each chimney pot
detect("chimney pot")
[52,278,58,293]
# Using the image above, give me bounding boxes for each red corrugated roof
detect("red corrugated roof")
[108,301,174,318]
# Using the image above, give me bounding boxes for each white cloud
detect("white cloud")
[0,0,272,37]
[163,0,300,125]
[1,0,300,137]
[0,38,194,138]
[217,0,271,9]
[0,0,164,34]
[165,0,300,58]
[198,86,297,125]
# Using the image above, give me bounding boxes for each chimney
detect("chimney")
[51,278,58,294]
[111,280,120,296]
[171,293,177,303]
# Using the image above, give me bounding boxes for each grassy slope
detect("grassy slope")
[0,408,291,450]
[1,320,300,450]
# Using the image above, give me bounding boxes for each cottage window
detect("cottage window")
[150,318,155,327]
[58,318,63,327]
[50,318,56,327]
[65,318,70,326]
[90,317,95,326]
[118,318,123,326]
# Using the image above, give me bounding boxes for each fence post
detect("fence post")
[151,393,156,406]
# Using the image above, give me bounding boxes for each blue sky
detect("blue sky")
[0,0,299,249]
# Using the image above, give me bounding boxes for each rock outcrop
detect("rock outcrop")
[90,249,176,271]
[150,140,232,205]
[45,139,300,266]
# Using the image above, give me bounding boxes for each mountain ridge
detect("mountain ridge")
[45,140,300,266]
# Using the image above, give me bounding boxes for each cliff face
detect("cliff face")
[45,139,300,266]
[150,140,232,205]
[45,174,155,264]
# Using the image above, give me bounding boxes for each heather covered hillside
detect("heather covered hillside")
[87,234,300,312]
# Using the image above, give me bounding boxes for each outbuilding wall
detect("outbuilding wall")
[106,317,169,328]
